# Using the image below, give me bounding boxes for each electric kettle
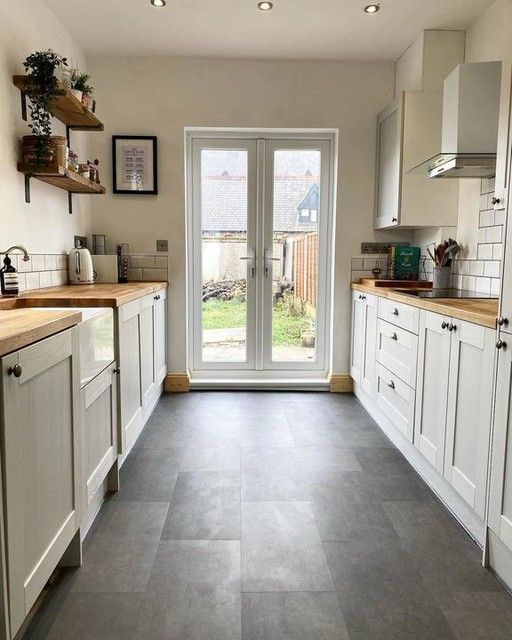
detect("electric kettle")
[68,247,95,284]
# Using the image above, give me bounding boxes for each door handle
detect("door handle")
[264,248,280,278]
[240,249,256,278]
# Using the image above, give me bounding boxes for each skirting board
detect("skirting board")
[330,374,353,393]
[165,373,191,393]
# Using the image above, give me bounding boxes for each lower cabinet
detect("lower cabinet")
[489,341,512,552]
[82,363,118,512]
[415,310,494,517]
[350,291,377,397]
[1,329,81,637]
[117,288,167,455]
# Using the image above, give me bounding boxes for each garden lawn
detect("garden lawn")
[202,298,312,346]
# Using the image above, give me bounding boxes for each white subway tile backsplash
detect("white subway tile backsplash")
[155,256,168,269]
[491,278,501,295]
[469,261,484,276]
[475,277,491,294]
[494,210,506,226]
[130,255,156,269]
[44,254,57,271]
[477,244,493,260]
[140,268,167,282]
[484,261,501,277]
[485,226,502,244]
[25,272,40,290]
[479,210,495,227]
[129,268,143,281]
[351,258,363,270]
[477,228,487,244]
[493,244,503,260]
[39,271,52,288]
[31,255,46,272]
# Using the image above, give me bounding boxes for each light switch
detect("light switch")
[156,240,168,252]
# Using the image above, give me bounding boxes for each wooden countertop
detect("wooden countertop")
[0,282,168,309]
[352,283,499,329]
[0,309,82,357]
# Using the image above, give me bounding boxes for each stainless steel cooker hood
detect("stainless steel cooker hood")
[411,61,501,179]
[412,152,496,179]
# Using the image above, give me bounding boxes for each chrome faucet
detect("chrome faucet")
[1,245,30,262]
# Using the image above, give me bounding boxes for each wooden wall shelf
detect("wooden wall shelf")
[13,75,104,131]
[18,163,106,194]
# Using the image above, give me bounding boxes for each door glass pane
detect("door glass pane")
[200,148,248,362]
[271,149,321,362]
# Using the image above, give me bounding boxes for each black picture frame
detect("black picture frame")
[112,135,158,195]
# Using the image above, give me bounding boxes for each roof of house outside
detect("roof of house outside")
[201,148,320,233]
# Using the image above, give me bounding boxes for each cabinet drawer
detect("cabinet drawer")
[378,298,419,334]
[376,319,418,388]
[376,362,415,442]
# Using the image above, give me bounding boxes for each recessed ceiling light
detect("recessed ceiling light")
[258,1,273,11]
[151,0,166,6]
[364,4,380,13]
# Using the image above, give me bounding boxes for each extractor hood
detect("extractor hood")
[411,61,501,179]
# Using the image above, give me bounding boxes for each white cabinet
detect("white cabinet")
[350,291,377,397]
[117,288,167,455]
[374,91,459,229]
[376,319,418,388]
[1,329,81,637]
[489,341,512,552]
[82,363,118,512]
[414,311,451,472]
[118,299,143,454]
[375,362,415,441]
[415,310,494,516]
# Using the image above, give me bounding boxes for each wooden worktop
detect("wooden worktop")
[352,283,499,329]
[0,282,167,309]
[0,309,82,357]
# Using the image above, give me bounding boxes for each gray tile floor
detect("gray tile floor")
[24,392,512,639]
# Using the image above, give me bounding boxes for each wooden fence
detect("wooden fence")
[292,232,318,306]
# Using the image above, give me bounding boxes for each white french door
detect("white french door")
[187,130,335,382]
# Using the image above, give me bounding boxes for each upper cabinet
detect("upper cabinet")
[374,91,459,230]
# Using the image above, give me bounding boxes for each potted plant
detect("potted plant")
[71,71,94,110]
[22,50,68,166]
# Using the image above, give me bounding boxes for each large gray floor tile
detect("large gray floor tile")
[241,420,294,448]
[241,447,311,501]
[136,584,241,640]
[242,592,349,640]
[147,540,240,591]
[161,471,240,540]
[69,537,159,593]
[440,591,512,639]
[45,593,144,640]
[242,501,334,592]
[137,414,240,448]
[297,447,364,481]
[115,447,182,501]
[180,441,240,472]
[92,500,169,541]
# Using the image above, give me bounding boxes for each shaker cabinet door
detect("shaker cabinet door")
[444,322,494,518]
[414,310,451,473]
[1,329,81,637]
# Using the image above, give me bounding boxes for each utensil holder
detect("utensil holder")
[433,266,451,289]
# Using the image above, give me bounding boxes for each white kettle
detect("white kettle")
[68,247,95,284]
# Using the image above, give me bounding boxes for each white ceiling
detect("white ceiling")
[45,0,494,60]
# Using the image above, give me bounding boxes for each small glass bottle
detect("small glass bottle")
[0,256,19,296]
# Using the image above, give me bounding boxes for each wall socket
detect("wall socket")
[156,240,168,252]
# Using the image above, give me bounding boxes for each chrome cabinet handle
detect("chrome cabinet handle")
[497,316,509,327]
[392,308,399,316]
[496,340,507,350]
[391,332,398,341]
[7,364,22,378]
[387,380,395,389]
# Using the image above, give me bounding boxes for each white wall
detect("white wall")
[87,56,397,374]
[0,1,91,254]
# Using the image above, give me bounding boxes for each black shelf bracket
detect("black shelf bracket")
[68,192,73,215]
[20,92,27,121]
[24,174,31,203]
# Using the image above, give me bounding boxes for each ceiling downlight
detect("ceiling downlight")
[364,4,380,13]
[258,1,274,11]
[151,0,166,6]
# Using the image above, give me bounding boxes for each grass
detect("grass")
[202,297,313,346]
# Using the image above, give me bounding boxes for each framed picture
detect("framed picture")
[112,135,158,194]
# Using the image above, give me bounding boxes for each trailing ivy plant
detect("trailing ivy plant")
[23,50,67,165]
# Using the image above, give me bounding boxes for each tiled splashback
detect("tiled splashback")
[128,255,168,282]
[2,253,68,292]
[0,252,168,293]
[350,256,389,282]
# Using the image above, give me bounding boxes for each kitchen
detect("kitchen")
[1,0,512,638]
